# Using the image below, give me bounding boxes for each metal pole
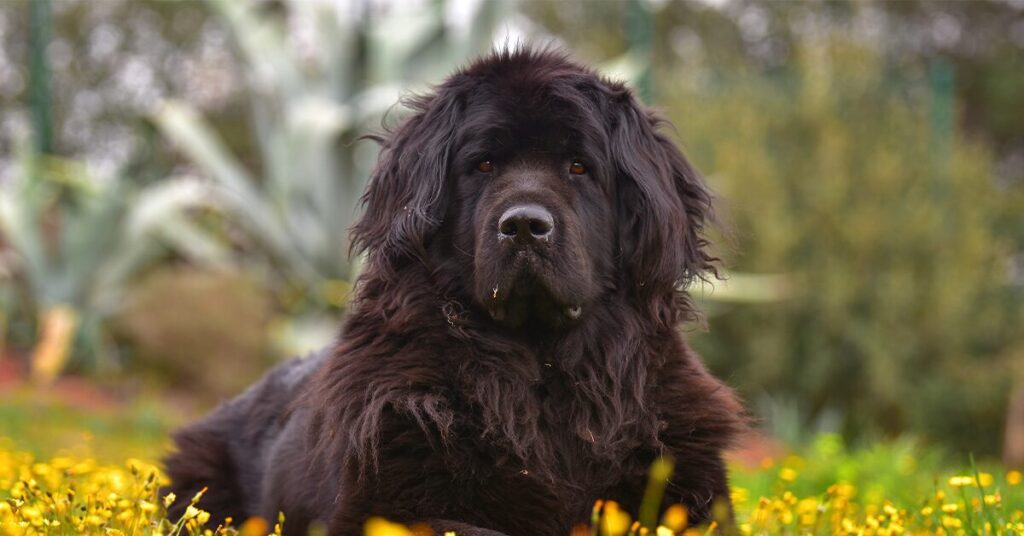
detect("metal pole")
[28,0,54,155]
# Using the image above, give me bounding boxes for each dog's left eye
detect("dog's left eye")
[569,161,587,175]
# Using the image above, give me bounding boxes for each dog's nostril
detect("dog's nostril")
[529,218,552,237]
[498,205,554,242]
[499,218,519,237]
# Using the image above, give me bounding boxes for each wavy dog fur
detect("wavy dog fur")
[164,47,744,536]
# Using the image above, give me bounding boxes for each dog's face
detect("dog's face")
[450,90,616,329]
[353,49,716,332]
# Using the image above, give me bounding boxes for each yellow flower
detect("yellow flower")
[364,517,413,536]
[948,476,974,487]
[941,516,962,529]
[600,501,632,536]
[662,504,687,532]
[239,516,270,536]
[1008,470,1022,486]
[796,498,819,515]
[779,468,798,482]
[190,487,208,503]
[828,482,857,499]
[730,487,749,506]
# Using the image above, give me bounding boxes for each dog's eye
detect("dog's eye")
[569,161,587,175]
[477,160,494,173]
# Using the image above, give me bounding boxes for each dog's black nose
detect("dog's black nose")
[499,204,554,244]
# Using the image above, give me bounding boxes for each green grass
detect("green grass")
[1,396,1022,534]
[0,391,177,462]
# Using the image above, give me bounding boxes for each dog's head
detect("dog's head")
[352,48,716,331]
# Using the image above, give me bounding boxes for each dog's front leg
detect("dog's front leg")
[324,409,513,536]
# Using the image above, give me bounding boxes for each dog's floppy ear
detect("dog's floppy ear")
[609,93,718,299]
[351,90,463,275]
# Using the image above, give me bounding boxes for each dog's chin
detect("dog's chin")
[488,277,577,330]
[476,263,588,331]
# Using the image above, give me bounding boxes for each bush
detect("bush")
[114,268,273,399]
[673,40,1024,454]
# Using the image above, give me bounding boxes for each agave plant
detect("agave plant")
[153,0,509,351]
[0,137,225,381]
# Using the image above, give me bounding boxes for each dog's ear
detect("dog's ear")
[609,93,718,298]
[351,90,463,275]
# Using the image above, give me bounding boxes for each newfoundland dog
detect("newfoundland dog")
[164,48,744,535]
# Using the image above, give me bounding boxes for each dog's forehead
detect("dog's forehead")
[457,80,600,148]
[454,56,601,114]
[456,107,578,159]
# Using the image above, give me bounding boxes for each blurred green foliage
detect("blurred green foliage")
[0,138,223,375]
[671,40,1024,455]
[0,0,1020,455]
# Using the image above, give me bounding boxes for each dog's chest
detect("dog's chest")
[447,378,628,524]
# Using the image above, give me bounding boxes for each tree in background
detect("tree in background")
[672,39,1024,456]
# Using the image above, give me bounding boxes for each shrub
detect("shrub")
[674,40,1024,453]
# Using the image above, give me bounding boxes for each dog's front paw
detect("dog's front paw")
[423,519,510,536]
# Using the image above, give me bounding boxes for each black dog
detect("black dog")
[164,48,744,536]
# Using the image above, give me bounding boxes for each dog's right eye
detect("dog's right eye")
[477,160,494,173]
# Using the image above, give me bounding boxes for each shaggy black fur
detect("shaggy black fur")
[164,48,745,536]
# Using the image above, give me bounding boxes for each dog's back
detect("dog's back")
[163,350,327,525]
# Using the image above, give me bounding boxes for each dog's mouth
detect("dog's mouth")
[482,251,584,329]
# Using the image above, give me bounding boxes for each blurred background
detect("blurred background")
[0,0,1022,470]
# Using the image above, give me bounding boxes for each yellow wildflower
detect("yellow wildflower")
[948,475,974,487]
[364,517,413,536]
[599,501,631,536]
[942,516,962,529]
[662,504,687,531]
